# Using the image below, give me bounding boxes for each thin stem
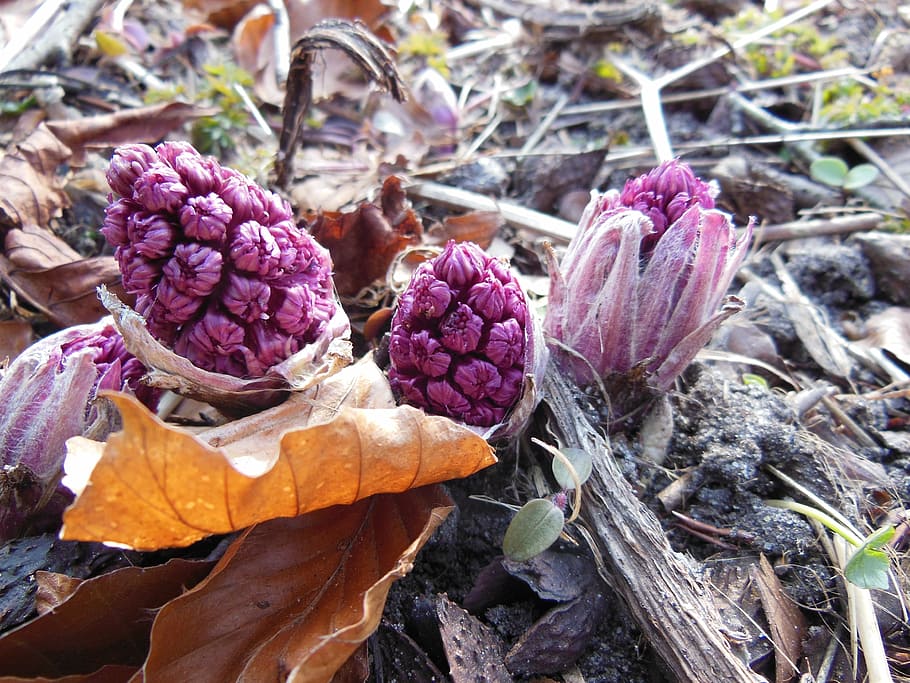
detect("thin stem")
[765,499,863,546]
[531,437,583,523]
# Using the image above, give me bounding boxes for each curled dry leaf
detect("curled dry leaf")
[309,176,423,297]
[61,360,495,550]
[276,19,406,188]
[0,124,125,326]
[45,102,217,165]
[101,287,353,415]
[0,558,214,679]
[140,486,452,683]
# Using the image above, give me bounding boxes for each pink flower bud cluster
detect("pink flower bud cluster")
[0,319,158,541]
[388,241,531,428]
[102,142,337,378]
[545,160,752,392]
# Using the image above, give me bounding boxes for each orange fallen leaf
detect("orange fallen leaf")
[0,558,214,679]
[61,361,495,550]
[140,485,452,683]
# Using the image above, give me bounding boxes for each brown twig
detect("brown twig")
[543,368,760,683]
[275,20,406,189]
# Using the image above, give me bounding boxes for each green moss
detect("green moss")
[820,77,910,125]
[398,31,449,78]
[721,7,848,79]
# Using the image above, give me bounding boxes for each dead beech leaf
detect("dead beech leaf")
[438,211,504,250]
[310,176,423,297]
[753,555,807,683]
[34,571,83,615]
[61,366,495,550]
[0,559,214,679]
[0,319,34,363]
[856,306,910,366]
[140,486,452,683]
[45,103,216,166]
[0,124,125,326]
[232,4,284,105]
[0,123,70,230]
[0,245,125,327]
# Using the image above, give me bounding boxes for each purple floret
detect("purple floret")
[388,240,531,428]
[102,141,339,378]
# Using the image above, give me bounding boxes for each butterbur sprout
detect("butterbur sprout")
[0,319,158,542]
[100,142,351,411]
[545,160,752,396]
[389,241,545,436]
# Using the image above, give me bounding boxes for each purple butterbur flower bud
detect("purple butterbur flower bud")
[155,140,200,166]
[155,277,205,324]
[0,318,158,542]
[408,330,452,378]
[466,272,505,321]
[230,220,281,277]
[106,144,157,198]
[127,212,177,259]
[242,321,301,377]
[180,193,232,242]
[222,273,271,323]
[134,163,189,214]
[173,152,222,196]
[544,160,752,419]
[411,270,453,319]
[426,377,472,416]
[99,141,351,414]
[453,358,501,401]
[618,158,718,255]
[101,199,136,248]
[117,248,162,295]
[162,243,223,297]
[440,303,484,354]
[271,284,315,336]
[388,240,546,435]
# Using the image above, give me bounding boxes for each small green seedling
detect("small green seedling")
[810,156,880,191]
[765,498,893,590]
[742,373,769,388]
[502,440,593,562]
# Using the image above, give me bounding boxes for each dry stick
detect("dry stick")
[275,20,406,189]
[406,181,578,243]
[543,368,760,683]
[0,0,106,71]
[611,0,838,161]
[752,212,883,245]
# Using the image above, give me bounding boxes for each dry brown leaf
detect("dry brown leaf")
[232,4,284,104]
[855,306,910,366]
[310,176,423,297]
[0,245,125,327]
[0,664,139,682]
[0,123,125,326]
[753,555,807,683]
[34,572,83,616]
[45,103,216,166]
[0,124,70,231]
[61,361,495,550]
[0,559,214,679]
[0,319,35,363]
[140,486,452,683]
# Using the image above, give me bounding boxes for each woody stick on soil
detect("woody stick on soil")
[544,368,761,682]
